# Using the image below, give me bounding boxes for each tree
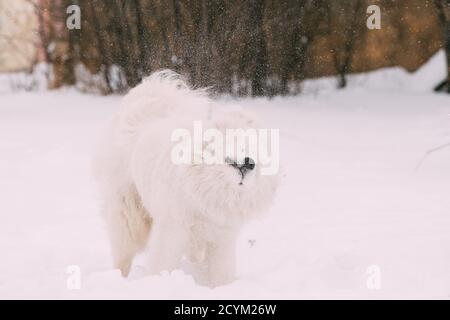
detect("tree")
[434,0,450,93]
[31,0,444,96]
[242,0,268,96]
[337,0,366,88]
[277,0,324,95]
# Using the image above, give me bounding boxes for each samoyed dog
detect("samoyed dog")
[93,70,279,287]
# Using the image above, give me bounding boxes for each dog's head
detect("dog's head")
[173,108,280,225]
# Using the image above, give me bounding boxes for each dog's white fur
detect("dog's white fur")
[93,70,279,287]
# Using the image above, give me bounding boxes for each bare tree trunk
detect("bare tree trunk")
[148,1,171,68]
[336,0,365,89]
[88,0,112,93]
[198,0,211,87]
[279,0,322,95]
[132,0,152,77]
[279,2,304,95]
[247,0,268,96]
[171,0,182,72]
[434,0,450,93]
[36,0,51,64]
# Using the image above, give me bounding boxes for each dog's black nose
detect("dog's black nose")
[243,157,255,170]
[226,157,256,182]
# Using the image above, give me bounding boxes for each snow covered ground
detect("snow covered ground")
[0,52,449,299]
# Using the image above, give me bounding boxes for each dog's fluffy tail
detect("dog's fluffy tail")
[116,70,209,144]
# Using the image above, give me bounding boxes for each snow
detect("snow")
[0,52,449,299]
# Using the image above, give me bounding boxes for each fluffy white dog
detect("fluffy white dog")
[93,70,279,287]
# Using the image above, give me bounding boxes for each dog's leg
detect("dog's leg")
[189,226,238,287]
[144,218,187,275]
[104,186,151,277]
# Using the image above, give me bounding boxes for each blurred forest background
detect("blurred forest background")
[0,0,449,96]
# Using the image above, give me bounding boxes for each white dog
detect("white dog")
[93,70,279,287]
